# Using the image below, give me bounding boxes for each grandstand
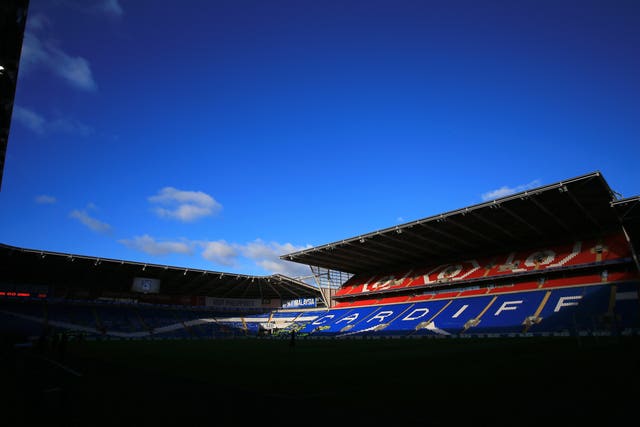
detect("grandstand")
[1,171,638,342]
[0,245,324,340]
[281,171,640,338]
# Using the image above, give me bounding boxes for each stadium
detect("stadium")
[3,170,638,341]
[2,1,640,425]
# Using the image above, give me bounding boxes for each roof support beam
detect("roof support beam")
[500,204,544,236]
[386,227,454,254]
[319,247,384,266]
[376,233,443,262]
[237,278,254,298]
[179,273,211,295]
[446,216,506,248]
[220,278,245,297]
[291,250,373,273]
[467,209,523,243]
[613,197,640,220]
[565,189,603,231]
[346,237,417,262]
[416,220,476,250]
[263,280,281,299]
[620,225,640,275]
[274,282,300,298]
[341,245,408,265]
[528,196,573,235]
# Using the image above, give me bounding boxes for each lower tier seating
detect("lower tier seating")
[1,280,638,340]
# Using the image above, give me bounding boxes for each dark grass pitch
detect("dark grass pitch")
[4,335,639,425]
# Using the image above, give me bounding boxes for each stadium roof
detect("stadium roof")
[0,243,322,301]
[0,0,29,191]
[282,171,636,275]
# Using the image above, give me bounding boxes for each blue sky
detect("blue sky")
[2,0,639,278]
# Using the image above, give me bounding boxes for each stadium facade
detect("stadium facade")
[1,171,639,340]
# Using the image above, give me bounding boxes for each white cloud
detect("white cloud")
[241,240,308,260]
[13,105,93,136]
[239,239,313,278]
[70,209,112,234]
[257,258,312,278]
[22,31,97,91]
[26,14,50,31]
[13,106,46,134]
[201,240,238,266]
[21,32,47,68]
[100,0,124,16]
[49,45,96,91]
[49,116,93,136]
[51,1,124,17]
[481,179,542,202]
[119,235,194,256]
[149,187,222,222]
[35,194,57,204]
[118,233,312,278]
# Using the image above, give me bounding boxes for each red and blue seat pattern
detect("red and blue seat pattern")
[335,233,631,299]
[1,233,637,339]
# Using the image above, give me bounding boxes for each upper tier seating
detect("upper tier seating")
[336,233,631,298]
